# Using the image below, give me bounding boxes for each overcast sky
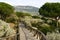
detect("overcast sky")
[0,0,60,8]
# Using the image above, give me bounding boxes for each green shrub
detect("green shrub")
[6,17,16,23]
[32,16,40,19]
[16,12,31,17]
[6,14,18,24]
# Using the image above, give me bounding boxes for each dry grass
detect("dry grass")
[9,23,15,28]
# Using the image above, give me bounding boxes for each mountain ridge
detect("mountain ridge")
[14,6,39,15]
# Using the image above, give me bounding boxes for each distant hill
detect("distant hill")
[14,6,39,15]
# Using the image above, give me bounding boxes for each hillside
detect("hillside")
[14,6,39,15]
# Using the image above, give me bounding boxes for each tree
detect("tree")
[0,2,14,20]
[39,3,60,33]
[39,3,60,18]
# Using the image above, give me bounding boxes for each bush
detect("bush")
[6,14,18,24]
[32,16,40,19]
[46,32,60,40]
[16,12,31,17]
[0,20,16,37]
[6,17,16,23]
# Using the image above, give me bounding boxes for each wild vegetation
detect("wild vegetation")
[1,2,60,40]
[0,2,14,20]
[39,3,60,18]
[39,3,60,40]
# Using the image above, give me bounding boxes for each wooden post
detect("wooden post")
[17,19,20,40]
[56,16,59,33]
